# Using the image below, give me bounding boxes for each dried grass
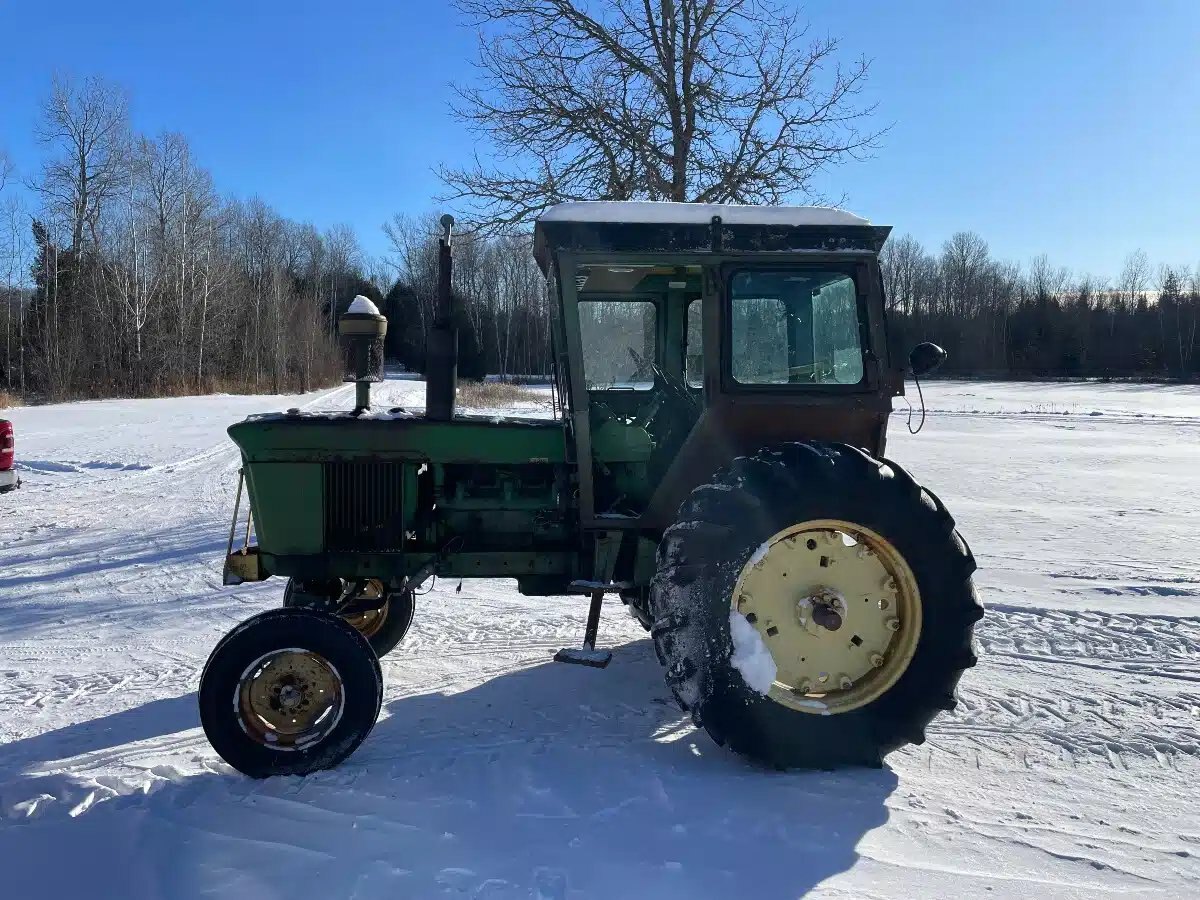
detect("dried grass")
[456,380,541,407]
[201,374,340,396]
[6,373,342,406]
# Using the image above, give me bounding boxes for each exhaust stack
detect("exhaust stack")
[426,214,457,421]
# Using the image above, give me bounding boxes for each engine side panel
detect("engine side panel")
[229,414,579,586]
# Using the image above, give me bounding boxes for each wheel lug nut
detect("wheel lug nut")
[885,617,901,632]
[795,679,812,694]
[839,675,853,690]
[869,652,885,668]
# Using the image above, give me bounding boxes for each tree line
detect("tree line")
[0,78,558,403]
[0,76,383,402]
[882,234,1200,379]
[384,223,1200,384]
[3,59,1196,404]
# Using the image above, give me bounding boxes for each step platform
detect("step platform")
[553,580,635,668]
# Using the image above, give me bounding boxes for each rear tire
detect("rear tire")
[649,442,981,769]
[198,608,383,778]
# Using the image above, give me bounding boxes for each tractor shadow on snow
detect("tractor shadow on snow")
[1,639,897,899]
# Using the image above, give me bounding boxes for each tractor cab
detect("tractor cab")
[534,202,903,531]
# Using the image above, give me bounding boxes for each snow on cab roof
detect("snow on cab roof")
[538,201,870,228]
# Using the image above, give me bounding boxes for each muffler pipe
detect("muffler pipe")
[426,214,456,421]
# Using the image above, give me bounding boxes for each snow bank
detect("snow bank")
[346,295,380,316]
[728,610,777,694]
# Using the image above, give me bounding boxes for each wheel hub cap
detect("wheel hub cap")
[277,683,304,710]
[236,649,345,749]
[810,601,843,631]
[732,520,922,714]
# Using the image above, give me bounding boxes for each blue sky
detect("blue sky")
[1,1,1197,278]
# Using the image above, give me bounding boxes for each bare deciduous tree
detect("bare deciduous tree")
[942,232,991,318]
[1,193,32,391]
[443,0,881,229]
[1118,249,1150,308]
[1027,253,1070,302]
[35,75,130,251]
[880,234,926,315]
[0,149,13,195]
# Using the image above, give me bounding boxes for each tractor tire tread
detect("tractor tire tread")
[648,441,982,770]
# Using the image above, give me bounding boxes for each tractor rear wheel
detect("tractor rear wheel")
[284,577,415,657]
[198,607,383,777]
[649,442,982,769]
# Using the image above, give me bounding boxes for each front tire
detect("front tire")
[198,607,383,777]
[649,442,982,769]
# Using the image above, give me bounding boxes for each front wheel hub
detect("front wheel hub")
[733,520,922,714]
[236,649,345,749]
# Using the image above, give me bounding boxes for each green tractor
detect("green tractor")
[199,203,981,778]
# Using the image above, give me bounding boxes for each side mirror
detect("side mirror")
[909,342,946,378]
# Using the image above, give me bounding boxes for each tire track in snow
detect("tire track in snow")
[928,604,1200,768]
[977,606,1200,672]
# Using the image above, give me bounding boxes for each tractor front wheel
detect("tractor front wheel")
[649,442,982,769]
[198,607,383,777]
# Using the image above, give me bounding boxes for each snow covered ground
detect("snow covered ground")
[1,377,1197,899]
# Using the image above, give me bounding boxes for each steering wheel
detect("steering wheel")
[626,347,655,383]
[627,347,700,412]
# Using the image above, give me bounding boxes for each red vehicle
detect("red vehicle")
[0,419,18,493]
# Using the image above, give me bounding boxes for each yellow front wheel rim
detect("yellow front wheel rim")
[732,519,922,714]
[236,649,345,748]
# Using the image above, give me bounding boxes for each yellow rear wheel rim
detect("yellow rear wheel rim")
[732,519,921,714]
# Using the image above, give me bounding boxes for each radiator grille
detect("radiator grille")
[324,462,405,552]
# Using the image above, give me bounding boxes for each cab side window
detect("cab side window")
[729,270,863,385]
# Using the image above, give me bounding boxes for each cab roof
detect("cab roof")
[539,201,871,228]
[533,201,891,275]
